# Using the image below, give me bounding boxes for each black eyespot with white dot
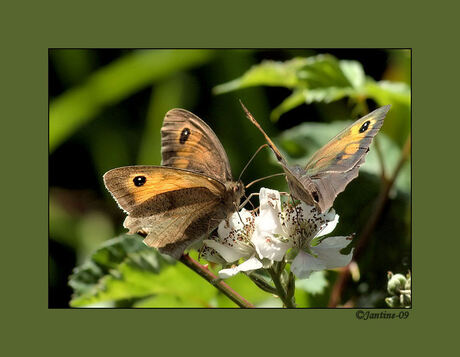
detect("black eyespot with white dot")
[180,128,191,144]
[312,191,319,202]
[359,120,371,133]
[133,176,146,187]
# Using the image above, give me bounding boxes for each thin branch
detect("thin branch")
[179,254,255,308]
[268,265,295,308]
[328,135,411,307]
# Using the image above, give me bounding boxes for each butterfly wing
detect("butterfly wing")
[243,102,390,213]
[125,194,225,258]
[305,106,390,175]
[103,166,229,258]
[304,105,391,212]
[161,109,233,182]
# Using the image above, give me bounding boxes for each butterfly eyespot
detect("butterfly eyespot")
[133,176,146,187]
[180,128,191,144]
[359,120,371,133]
[312,191,319,202]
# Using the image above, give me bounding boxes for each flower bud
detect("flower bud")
[405,277,411,290]
[400,292,411,307]
[387,273,406,295]
[385,296,400,308]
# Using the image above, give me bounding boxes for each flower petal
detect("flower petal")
[237,256,263,272]
[217,208,252,239]
[316,210,339,237]
[198,245,226,265]
[218,256,263,279]
[311,236,354,268]
[203,239,247,263]
[291,236,354,279]
[252,231,291,261]
[257,188,284,235]
[252,188,292,261]
[218,266,240,279]
[291,250,327,279]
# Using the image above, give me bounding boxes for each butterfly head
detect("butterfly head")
[234,180,245,200]
[224,180,245,208]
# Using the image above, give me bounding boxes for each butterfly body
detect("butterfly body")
[104,109,244,259]
[242,103,390,213]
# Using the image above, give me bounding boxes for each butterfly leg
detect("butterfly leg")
[243,193,257,211]
[239,192,260,209]
[232,202,245,225]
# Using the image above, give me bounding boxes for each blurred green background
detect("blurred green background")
[49,49,411,308]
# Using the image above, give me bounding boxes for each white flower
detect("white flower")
[203,208,262,278]
[283,201,354,279]
[202,187,353,281]
[251,187,354,280]
[252,188,292,261]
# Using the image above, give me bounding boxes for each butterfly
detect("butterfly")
[241,102,390,213]
[104,109,244,259]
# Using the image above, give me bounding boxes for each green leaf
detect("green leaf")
[339,60,365,89]
[214,54,368,121]
[295,271,329,295]
[271,87,358,121]
[303,87,356,104]
[270,90,305,121]
[213,57,307,94]
[296,54,352,88]
[69,235,173,306]
[50,49,214,152]
[365,79,411,147]
[365,79,411,107]
[69,235,252,307]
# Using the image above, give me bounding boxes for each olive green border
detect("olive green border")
[3,0,449,354]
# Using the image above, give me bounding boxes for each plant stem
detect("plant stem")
[179,254,255,308]
[268,266,295,308]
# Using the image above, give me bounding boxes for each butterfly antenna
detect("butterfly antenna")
[245,172,286,189]
[239,100,286,164]
[238,143,269,181]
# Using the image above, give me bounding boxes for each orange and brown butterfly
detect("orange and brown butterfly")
[241,101,390,213]
[103,109,244,259]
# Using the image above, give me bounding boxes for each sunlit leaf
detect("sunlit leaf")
[365,79,411,106]
[296,54,352,88]
[339,60,365,89]
[69,235,252,307]
[213,58,307,94]
[69,235,172,306]
[214,54,369,121]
